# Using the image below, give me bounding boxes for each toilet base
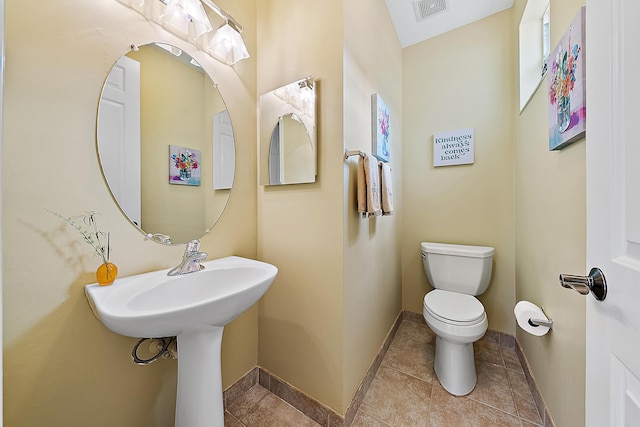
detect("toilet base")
[433,335,477,396]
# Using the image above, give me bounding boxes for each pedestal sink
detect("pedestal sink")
[85,256,278,427]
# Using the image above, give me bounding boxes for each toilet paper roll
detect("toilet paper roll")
[514,301,550,336]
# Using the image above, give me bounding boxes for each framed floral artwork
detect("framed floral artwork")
[372,93,390,162]
[169,145,201,186]
[548,7,586,151]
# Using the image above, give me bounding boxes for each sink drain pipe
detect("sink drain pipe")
[132,336,177,365]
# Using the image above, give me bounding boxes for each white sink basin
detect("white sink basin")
[85,256,277,338]
[84,255,278,427]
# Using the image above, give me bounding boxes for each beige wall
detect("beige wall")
[3,0,257,425]
[343,0,403,412]
[401,11,517,335]
[257,0,402,415]
[513,1,586,426]
[257,0,346,413]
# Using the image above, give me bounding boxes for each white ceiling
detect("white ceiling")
[385,0,515,48]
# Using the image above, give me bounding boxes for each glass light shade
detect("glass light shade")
[161,0,212,38]
[207,22,250,65]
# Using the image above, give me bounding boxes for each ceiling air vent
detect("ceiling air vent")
[413,0,447,22]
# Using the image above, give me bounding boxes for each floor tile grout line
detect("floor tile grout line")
[506,381,536,425]
[357,407,395,427]
[500,344,544,426]
[499,341,507,367]
[466,394,533,425]
[466,394,520,419]
[468,362,521,420]
[503,351,528,423]
[226,410,246,427]
[499,343,526,375]
[506,365,526,374]
[270,393,323,425]
[380,360,434,386]
[229,384,271,425]
[500,343,525,422]
[427,374,437,426]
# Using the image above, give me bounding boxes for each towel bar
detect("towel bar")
[344,149,366,159]
[345,149,391,170]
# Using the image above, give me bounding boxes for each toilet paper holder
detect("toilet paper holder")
[527,317,553,329]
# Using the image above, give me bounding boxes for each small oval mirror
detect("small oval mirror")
[97,43,235,244]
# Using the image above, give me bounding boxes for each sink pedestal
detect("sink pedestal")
[175,326,224,427]
[84,257,278,426]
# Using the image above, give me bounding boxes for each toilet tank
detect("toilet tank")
[421,242,494,295]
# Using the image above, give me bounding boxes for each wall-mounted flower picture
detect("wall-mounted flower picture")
[548,7,586,151]
[372,93,391,162]
[169,145,201,186]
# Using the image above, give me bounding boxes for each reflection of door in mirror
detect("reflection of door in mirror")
[98,55,141,226]
[269,120,283,185]
[213,110,234,190]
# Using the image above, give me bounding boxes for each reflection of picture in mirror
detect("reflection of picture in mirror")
[169,145,201,186]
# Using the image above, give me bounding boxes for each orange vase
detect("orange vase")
[96,262,118,286]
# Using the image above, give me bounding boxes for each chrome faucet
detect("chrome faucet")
[167,240,207,276]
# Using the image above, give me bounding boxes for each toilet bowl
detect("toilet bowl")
[423,289,488,395]
[421,242,494,396]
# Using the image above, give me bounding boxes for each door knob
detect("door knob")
[559,268,607,301]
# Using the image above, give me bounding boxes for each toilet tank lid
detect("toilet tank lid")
[420,242,494,258]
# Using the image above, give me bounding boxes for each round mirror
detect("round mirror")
[97,43,235,245]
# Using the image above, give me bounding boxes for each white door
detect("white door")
[584,0,640,425]
[97,55,141,226]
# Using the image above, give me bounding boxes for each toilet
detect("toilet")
[421,242,495,396]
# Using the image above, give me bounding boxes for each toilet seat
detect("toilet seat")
[423,290,485,326]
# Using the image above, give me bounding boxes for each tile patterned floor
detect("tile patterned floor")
[224,320,543,427]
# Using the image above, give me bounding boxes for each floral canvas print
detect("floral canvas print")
[169,145,200,186]
[548,7,586,151]
[372,93,390,162]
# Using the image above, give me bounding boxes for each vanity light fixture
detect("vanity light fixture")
[207,20,250,65]
[159,0,249,65]
[200,0,249,65]
[160,0,212,38]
